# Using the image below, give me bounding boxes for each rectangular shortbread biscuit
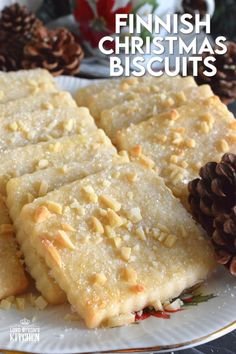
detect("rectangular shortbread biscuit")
[19,163,216,328]
[0,130,113,196]
[0,91,76,119]
[76,75,196,120]
[0,196,28,299]
[0,69,56,103]
[5,131,117,304]
[116,96,236,204]
[0,107,96,150]
[100,85,213,141]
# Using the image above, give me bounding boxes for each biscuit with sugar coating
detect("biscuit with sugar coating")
[0,69,56,103]
[0,196,28,300]
[76,75,196,120]
[0,107,96,150]
[0,91,76,119]
[6,130,117,304]
[100,85,213,141]
[19,163,216,328]
[116,96,236,205]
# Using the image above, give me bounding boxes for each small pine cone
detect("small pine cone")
[192,41,236,104]
[22,27,84,76]
[0,3,42,40]
[188,153,236,276]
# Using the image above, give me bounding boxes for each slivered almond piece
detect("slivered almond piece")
[135,226,146,241]
[99,195,121,212]
[120,246,131,261]
[0,223,14,235]
[126,207,142,223]
[175,91,187,104]
[121,267,137,283]
[130,284,145,293]
[129,145,142,157]
[91,272,107,285]
[164,234,177,248]
[81,186,98,203]
[45,201,62,215]
[217,139,229,153]
[61,223,76,232]
[34,206,51,223]
[41,239,62,267]
[104,225,116,238]
[38,181,49,196]
[37,159,49,169]
[106,209,123,228]
[90,216,104,234]
[55,230,75,250]
[113,237,122,248]
[139,154,155,169]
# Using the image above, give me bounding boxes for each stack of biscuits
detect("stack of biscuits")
[1,69,235,328]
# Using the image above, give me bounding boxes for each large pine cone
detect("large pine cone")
[193,41,236,105]
[188,153,236,275]
[23,27,84,76]
[0,3,42,39]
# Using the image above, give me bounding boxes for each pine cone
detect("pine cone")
[23,27,84,76]
[188,153,236,276]
[181,0,207,20]
[0,30,18,71]
[193,41,236,105]
[0,3,42,40]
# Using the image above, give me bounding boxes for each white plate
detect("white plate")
[0,76,235,354]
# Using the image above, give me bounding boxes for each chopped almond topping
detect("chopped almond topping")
[135,226,146,241]
[160,109,179,121]
[163,97,175,107]
[179,225,188,238]
[126,207,142,223]
[81,186,98,203]
[175,91,187,104]
[91,272,107,285]
[217,139,229,153]
[199,121,210,134]
[164,234,177,248]
[37,159,49,169]
[45,201,62,215]
[0,223,14,235]
[121,267,137,283]
[41,239,62,267]
[129,145,142,157]
[118,150,130,163]
[200,113,214,126]
[113,237,122,248]
[120,246,131,261]
[169,155,179,164]
[38,181,49,197]
[34,206,51,223]
[41,102,53,110]
[55,230,75,250]
[90,216,104,234]
[104,225,116,238]
[139,154,155,169]
[120,82,129,91]
[99,195,121,212]
[185,138,196,148]
[126,172,137,182]
[106,209,123,228]
[63,119,74,132]
[8,122,18,132]
[61,223,76,232]
[130,284,145,293]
